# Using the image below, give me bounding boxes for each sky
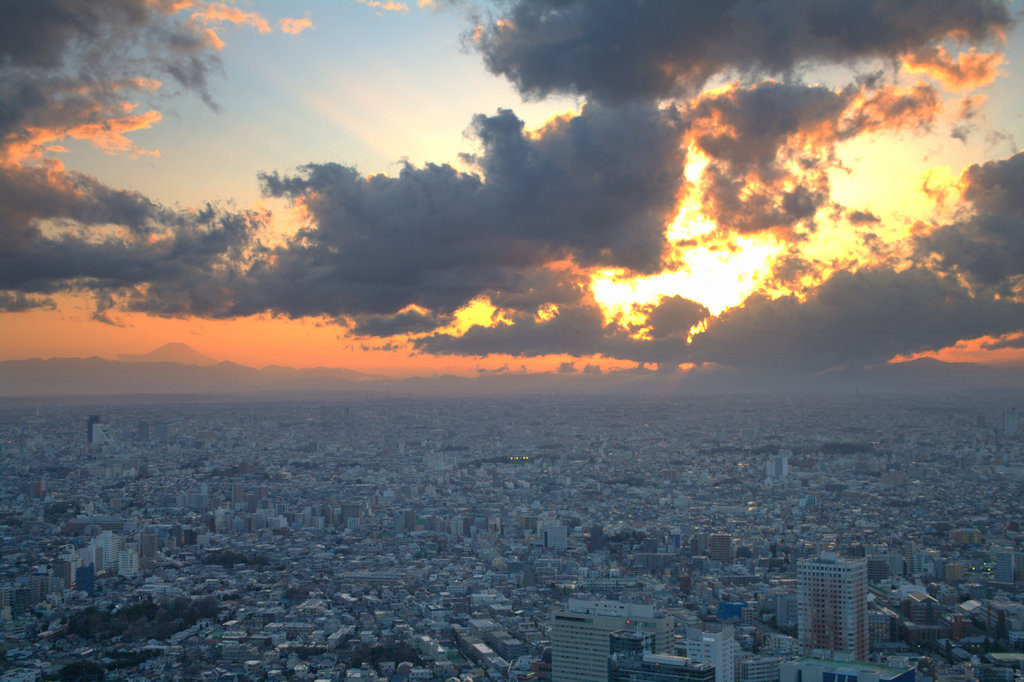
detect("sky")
[1,0,1023,379]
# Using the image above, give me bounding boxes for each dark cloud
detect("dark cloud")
[685,80,938,237]
[0,0,221,161]
[474,0,1009,103]
[0,0,219,92]
[848,210,880,225]
[771,254,818,290]
[463,105,684,271]
[416,294,709,366]
[0,165,166,253]
[684,83,842,234]
[699,165,827,234]
[350,309,453,337]
[256,103,684,319]
[41,104,677,324]
[486,267,589,313]
[687,267,1024,372]
[557,361,576,373]
[645,295,709,340]
[0,0,255,321]
[0,291,56,312]
[917,152,1024,290]
[416,305,609,358]
[3,0,1017,380]
[0,164,261,315]
[691,83,847,179]
[982,335,1024,351]
[1,0,146,68]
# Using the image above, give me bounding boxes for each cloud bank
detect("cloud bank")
[1,0,1021,377]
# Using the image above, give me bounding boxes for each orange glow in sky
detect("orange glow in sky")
[1,0,1022,380]
[590,146,784,327]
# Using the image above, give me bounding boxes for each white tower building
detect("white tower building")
[686,625,737,682]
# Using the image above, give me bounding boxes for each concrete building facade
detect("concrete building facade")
[798,554,868,661]
[551,599,674,682]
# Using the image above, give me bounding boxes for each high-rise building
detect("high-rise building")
[544,525,568,551]
[93,530,121,571]
[232,483,245,507]
[798,553,867,661]
[690,533,709,556]
[551,599,674,682]
[1004,408,1018,436]
[118,547,140,578]
[52,560,73,591]
[766,450,791,482]
[394,508,416,535]
[87,415,110,447]
[139,532,159,566]
[75,564,95,596]
[708,534,733,563]
[777,592,799,628]
[685,626,737,682]
[87,414,100,443]
[994,551,1016,585]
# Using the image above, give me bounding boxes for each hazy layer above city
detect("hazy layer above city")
[3,342,1024,398]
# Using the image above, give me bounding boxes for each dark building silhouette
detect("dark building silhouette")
[87,414,100,443]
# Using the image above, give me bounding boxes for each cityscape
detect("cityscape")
[3,0,1024,680]
[1,391,1022,680]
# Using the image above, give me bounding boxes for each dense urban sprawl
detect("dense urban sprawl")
[1,393,1022,681]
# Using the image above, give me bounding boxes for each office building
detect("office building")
[118,548,140,578]
[994,551,1017,585]
[685,626,737,682]
[551,599,674,682]
[739,656,782,682]
[777,592,799,628]
[86,414,110,447]
[87,414,100,443]
[798,554,868,661]
[1004,408,1018,436]
[766,450,791,482]
[708,534,733,563]
[75,565,95,596]
[544,524,569,551]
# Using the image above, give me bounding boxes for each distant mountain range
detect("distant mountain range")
[1,343,1023,398]
[117,342,217,366]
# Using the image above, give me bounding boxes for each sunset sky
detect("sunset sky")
[2,0,1023,378]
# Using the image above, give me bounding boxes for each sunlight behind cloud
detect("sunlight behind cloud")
[590,144,783,328]
[440,297,503,336]
[591,235,780,324]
